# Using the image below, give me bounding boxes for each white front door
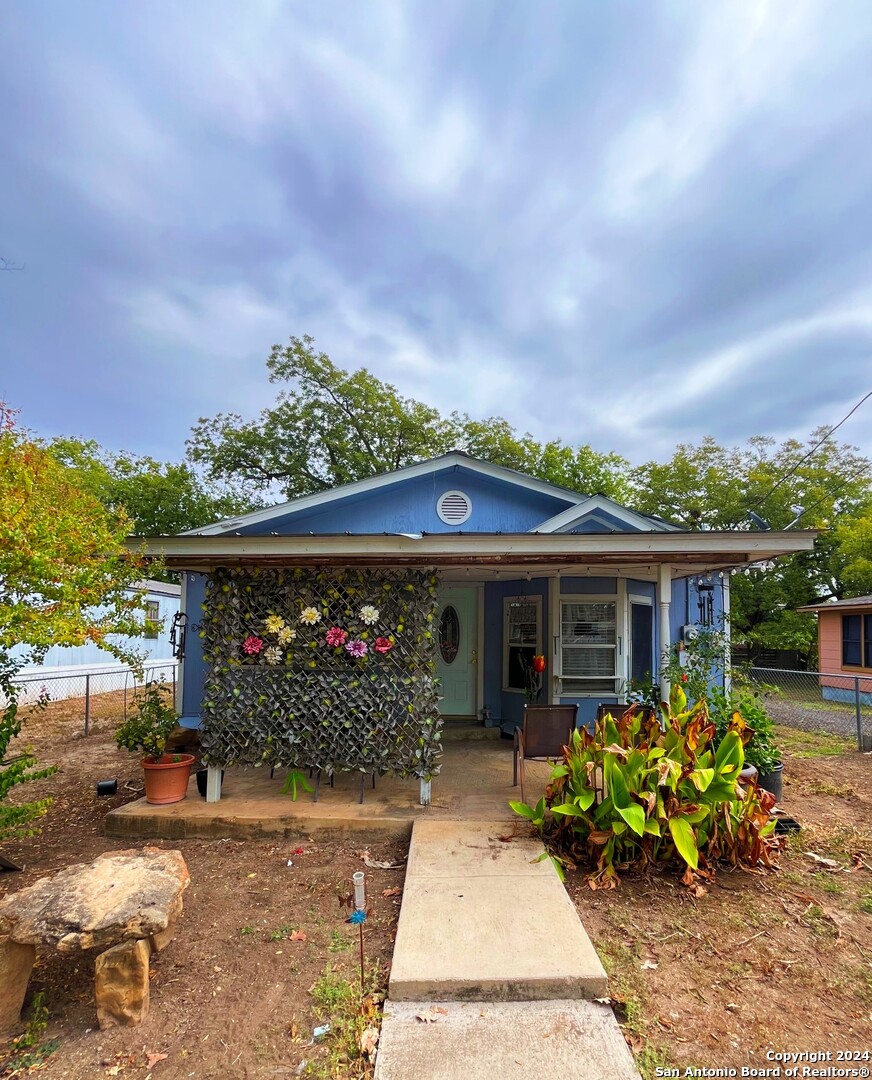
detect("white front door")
[435,587,478,718]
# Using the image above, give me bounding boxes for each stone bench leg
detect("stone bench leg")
[0,938,35,1034]
[94,939,150,1029]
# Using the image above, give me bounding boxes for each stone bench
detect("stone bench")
[0,847,189,1032]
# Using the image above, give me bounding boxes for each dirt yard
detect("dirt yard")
[3,708,872,1079]
[1,719,406,1080]
[571,725,872,1078]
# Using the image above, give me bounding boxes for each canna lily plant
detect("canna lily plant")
[510,683,779,890]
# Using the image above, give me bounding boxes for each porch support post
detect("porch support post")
[658,564,673,704]
[419,779,431,806]
[722,573,732,697]
[205,766,222,803]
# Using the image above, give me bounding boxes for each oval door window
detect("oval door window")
[439,606,461,664]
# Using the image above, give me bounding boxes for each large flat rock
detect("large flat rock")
[388,821,607,1002]
[375,999,641,1080]
[0,847,189,952]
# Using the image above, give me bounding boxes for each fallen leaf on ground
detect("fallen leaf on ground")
[640,960,659,970]
[362,850,406,869]
[290,930,307,942]
[360,1026,379,1060]
[146,1054,168,1068]
[382,887,402,897]
[803,852,841,870]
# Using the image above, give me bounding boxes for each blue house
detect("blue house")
[136,453,814,803]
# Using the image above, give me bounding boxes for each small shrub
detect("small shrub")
[511,686,779,888]
[709,682,781,775]
[114,680,178,760]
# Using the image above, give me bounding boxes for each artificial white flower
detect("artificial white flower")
[277,626,297,644]
[264,614,286,634]
[359,605,380,626]
[263,645,283,666]
[299,606,322,625]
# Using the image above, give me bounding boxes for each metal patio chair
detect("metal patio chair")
[513,704,578,803]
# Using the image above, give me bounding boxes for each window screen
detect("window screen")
[504,597,540,691]
[560,600,617,693]
[843,614,862,667]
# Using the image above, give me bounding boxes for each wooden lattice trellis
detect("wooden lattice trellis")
[199,567,443,780]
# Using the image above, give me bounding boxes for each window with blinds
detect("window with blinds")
[503,596,541,691]
[559,600,617,693]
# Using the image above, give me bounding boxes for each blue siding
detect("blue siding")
[181,573,208,719]
[482,579,550,731]
[238,467,574,536]
[559,576,618,595]
[559,509,644,534]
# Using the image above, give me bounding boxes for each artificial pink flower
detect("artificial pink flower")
[242,635,265,655]
[374,636,393,654]
[345,639,368,658]
[325,626,348,647]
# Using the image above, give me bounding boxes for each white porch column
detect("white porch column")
[722,572,732,696]
[658,564,673,704]
[206,766,222,803]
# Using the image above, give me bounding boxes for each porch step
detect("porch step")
[439,724,501,742]
[387,820,607,1002]
[375,999,640,1080]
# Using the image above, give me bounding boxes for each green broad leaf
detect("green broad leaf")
[689,767,714,792]
[605,754,631,809]
[668,815,699,869]
[643,818,661,837]
[509,800,537,821]
[551,802,589,817]
[715,731,744,776]
[550,764,570,779]
[612,820,628,835]
[684,807,710,825]
[616,802,646,837]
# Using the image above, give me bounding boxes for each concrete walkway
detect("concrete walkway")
[376,821,640,1080]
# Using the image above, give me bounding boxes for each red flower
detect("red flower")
[681,673,688,683]
[242,635,265,655]
[532,654,546,673]
[325,626,347,647]
[374,636,393,654]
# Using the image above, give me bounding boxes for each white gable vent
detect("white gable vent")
[437,490,472,526]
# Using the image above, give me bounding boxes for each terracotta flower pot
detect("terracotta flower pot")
[142,753,195,805]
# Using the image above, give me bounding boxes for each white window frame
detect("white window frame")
[502,594,542,694]
[555,590,625,697]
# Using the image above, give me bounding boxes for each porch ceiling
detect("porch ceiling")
[129,529,818,579]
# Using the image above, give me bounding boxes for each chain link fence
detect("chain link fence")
[11,661,178,740]
[746,666,872,750]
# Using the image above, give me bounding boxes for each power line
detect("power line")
[750,389,872,513]
[785,459,872,529]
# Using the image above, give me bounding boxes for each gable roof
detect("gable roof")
[185,451,588,536]
[798,595,872,613]
[534,494,680,534]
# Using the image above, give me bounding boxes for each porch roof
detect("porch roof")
[129,529,818,578]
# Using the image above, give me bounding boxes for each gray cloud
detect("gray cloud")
[1,0,872,467]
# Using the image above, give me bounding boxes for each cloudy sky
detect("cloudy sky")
[2,0,872,467]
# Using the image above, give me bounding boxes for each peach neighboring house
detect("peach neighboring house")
[798,595,872,706]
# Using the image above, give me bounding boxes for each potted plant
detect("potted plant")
[710,684,783,801]
[115,681,194,805]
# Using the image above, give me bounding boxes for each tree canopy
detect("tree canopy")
[187,335,633,502]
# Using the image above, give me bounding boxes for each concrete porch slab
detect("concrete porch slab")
[104,742,553,842]
[375,999,641,1080]
[388,821,607,1002]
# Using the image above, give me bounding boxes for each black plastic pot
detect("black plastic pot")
[196,768,225,798]
[95,779,118,797]
[757,760,784,803]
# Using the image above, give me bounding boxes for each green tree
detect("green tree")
[0,405,148,839]
[47,438,258,536]
[187,334,631,500]
[634,432,872,658]
[835,508,872,596]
